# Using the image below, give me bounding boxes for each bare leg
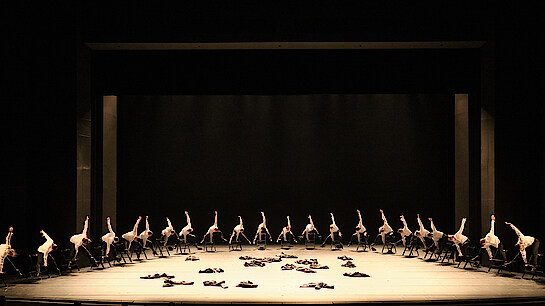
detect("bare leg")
[240,232,252,244]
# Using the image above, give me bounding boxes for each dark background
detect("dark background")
[117,94,453,237]
[2,2,543,271]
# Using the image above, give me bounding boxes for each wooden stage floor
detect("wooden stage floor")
[2,245,545,304]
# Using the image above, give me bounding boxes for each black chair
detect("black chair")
[256,231,268,250]
[457,245,478,269]
[203,232,225,252]
[329,232,343,250]
[59,248,80,272]
[382,233,397,254]
[356,233,370,252]
[28,254,50,278]
[92,245,108,269]
[113,241,131,263]
[522,254,543,280]
[153,237,170,257]
[302,231,318,250]
[403,235,420,257]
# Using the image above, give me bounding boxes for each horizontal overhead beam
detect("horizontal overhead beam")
[86,41,486,50]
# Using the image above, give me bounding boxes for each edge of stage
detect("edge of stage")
[2,245,544,305]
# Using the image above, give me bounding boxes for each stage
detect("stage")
[2,245,544,305]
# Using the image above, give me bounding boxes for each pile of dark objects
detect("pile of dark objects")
[277,252,298,259]
[300,282,334,290]
[341,261,356,268]
[281,263,297,270]
[203,280,228,289]
[140,273,174,279]
[295,258,329,269]
[185,255,199,261]
[337,255,353,261]
[163,279,194,287]
[199,267,224,273]
[343,272,370,277]
[240,255,282,267]
[236,281,258,288]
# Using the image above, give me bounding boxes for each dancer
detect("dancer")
[101,217,117,257]
[200,211,227,244]
[397,215,412,248]
[276,216,298,244]
[448,217,468,258]
[0,227,16,274]
[427,217,445,250]
[229,216,251,244]
[348,209,367,246]
[122,216,142,252]
[480,215,503,260]
[414,214,430,249]
[321,212,342,247]
[302,215,320,242]
[505,221,540,266]
[179,211,195,244]
[161,217,175,246]
[70,216,90,261]
[37,229,55,276]
[138,216,153,248]
[253,211,273,244]
[372,209,393,247]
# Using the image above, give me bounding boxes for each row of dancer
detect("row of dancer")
[6,209,538,276]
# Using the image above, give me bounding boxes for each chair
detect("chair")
[303,232,317,250]
[59,248,80,272]
[522,254,543,280]
[489,246,510,273]
[203,232,222,252]
[457,245,478,269]
[113,241,131,263]
[92,245,109,269]
[381,233,397,254]
[256,231,268,250]
[153,238,170,257]
[403,235,420,257]
[177,234,195,254]
[28,254,49,278]
[330,232,343,250]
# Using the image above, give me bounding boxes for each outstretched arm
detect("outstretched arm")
[330,213,336,225]
[185,211,191,226]
[133,216,142,233]
[41,230,53,243]
[417,214,424,228]
[505,222,523,237]
[107,217,114,234]
[429,218,436,232]
[456,218,467,235]
[214,211,218,227]
[6,227,13,245]
[82,216,89,235]
[145,216,150,231]
[167,217,173,229]
[262,212,266,226]
[357,210,362,224]
[287,216,291,229]
[490,215,495,235]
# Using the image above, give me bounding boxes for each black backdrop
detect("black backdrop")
[117,94,453,239]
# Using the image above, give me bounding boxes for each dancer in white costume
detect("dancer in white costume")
[371,209,393,247]
[201,211,227,244]
[179,211,195,244]
[414,214,430,249]
[321,212,342,247]
[229,216,251,244]
[276,216,297,244]
[348,210,367,246]
[505,221,540,266]
[427,217,445,250]
[253,211,273,244]
[481,215,502,259]
[302,215,320,242]
[69,216,90,261]
[37,230,55,267]
[161,217,175,246]
[138,216,153,248]
[0,227,15,274]
[449,218,468,257]
[397,215,412,247]
[122,216,141,252]
[101,217,117,257]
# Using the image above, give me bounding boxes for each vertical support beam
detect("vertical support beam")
[455,94,469,227]
[103,96,118,232]
[468,90,482,243]
[481,41,495,236]
[76,36,91,233]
